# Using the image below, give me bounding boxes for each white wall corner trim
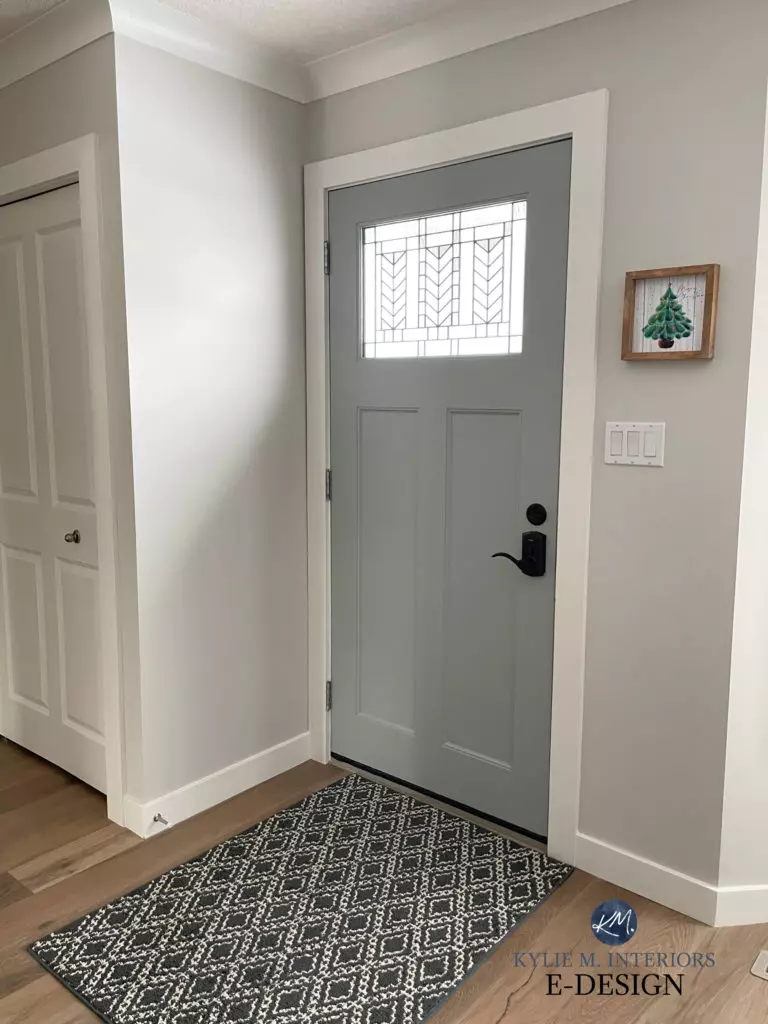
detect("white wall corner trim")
[0,0,113,92]
[304,89,608,869]
[304,0,637,100]
[109,0,308,103]
[122,732,312,839]
[717,80,768,905]
[0,136,126,825]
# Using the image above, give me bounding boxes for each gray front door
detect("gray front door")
[328,140,571,839]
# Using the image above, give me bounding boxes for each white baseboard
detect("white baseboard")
[714,884,768,927]
[576,832,768,926]
[122,764,768,926]
[575,831,719,925]
[122,732,312,839]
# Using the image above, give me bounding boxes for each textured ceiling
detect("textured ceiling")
[156,0,481,63]
[0,0,506,63]
[0,0,65,40]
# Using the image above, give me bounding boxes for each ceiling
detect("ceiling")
[157,0,484,63]
[0,0,66,40]
[1,0,637,97]
[0,0,491,61]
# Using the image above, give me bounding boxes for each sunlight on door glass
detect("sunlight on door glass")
[362,201,526,358]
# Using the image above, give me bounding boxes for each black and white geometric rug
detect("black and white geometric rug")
[30,773,572,1023]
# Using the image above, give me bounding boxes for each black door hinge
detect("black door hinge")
[324,241,330,276]
[325,469,332,501]
[326,680,332,711]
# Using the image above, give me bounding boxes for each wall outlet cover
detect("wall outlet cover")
[750,951,768,981]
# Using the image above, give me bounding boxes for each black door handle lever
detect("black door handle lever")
[493,530,546,577]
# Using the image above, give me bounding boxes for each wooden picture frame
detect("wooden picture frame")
[622,264,719,361]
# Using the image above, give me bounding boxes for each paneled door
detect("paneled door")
[0,184,106,792]
[329,141,571,838]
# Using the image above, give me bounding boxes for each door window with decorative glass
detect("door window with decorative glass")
[362,200,526,358]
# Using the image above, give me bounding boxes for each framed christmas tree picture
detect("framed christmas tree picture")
[622,264,720,360]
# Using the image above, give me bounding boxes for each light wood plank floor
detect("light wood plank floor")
[1,740,767,1023]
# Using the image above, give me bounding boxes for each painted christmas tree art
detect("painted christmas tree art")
[642,282,693,350]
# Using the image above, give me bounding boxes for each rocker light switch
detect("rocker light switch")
[605,423,665,467]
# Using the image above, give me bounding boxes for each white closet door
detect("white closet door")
[0,184,105,792]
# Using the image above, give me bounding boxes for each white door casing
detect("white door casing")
[305,91,608,863]
[0,137,125,823]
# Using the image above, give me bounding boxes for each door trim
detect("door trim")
[0,136,126,824]
[304,90,608,864]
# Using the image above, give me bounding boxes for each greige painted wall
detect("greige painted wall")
[114,38,309,801]
[0,38,114,169]
[0,35,144,800]
[306,0,768,883]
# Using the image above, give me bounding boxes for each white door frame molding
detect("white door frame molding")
[304,90,608,864]
[0,136,126,824]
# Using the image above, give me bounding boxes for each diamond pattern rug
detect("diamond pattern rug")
[30,773,572,1023]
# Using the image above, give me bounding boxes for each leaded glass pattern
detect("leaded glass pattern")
[362,200,526,359]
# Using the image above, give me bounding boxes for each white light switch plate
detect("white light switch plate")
[605,422,665,467]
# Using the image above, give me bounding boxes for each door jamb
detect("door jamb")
[0,136,127,824]
[304,91,608,864]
